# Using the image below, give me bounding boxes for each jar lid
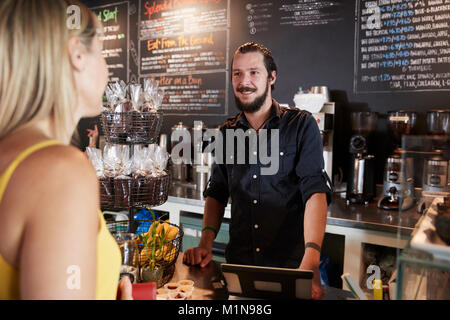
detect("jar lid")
[172,122,189,130]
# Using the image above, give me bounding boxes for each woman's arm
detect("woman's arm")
[18,146,99,299]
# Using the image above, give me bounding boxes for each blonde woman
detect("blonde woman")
[0,0,131,299]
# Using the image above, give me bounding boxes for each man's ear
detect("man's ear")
[67,36,86,72]
[269,71,277,85]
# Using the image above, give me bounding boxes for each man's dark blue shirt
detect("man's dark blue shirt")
[204,99,332,268]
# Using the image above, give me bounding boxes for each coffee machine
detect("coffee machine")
[346,112,377,205]
[378,154,415,210]
[378,110,417,211]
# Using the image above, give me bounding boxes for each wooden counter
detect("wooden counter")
[169,252,227,300]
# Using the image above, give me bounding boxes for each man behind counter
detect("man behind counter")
[183,42,332,300]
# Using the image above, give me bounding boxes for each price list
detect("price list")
[355,0,450,93]
[139,0,230,115]
[279,0,345,27]
[92,1,129,83]
[152,72,227,114]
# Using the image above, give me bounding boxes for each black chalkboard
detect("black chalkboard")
[91,1,130,82]
[355,0,450,93]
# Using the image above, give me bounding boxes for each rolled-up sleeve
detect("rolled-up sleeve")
[203,161,230,206]
[295,113,332,206]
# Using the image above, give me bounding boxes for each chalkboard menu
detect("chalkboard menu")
[355,0,450,93]
[92,1,130,82]
[138,0,230,115]
[240,1,346,35]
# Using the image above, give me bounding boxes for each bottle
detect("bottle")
[373,279,383,300]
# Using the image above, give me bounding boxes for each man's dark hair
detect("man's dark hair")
[232,42,278,91]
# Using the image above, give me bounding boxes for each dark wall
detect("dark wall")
[80,0,450,184]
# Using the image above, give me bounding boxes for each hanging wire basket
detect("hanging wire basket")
[108,219,184,287]
[99,172,170,210]
[101,110,163,145]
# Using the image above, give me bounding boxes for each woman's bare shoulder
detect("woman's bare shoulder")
[5,143,99,219]
[24,144,96,181]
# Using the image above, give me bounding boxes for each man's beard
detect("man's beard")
[234,80,269,114]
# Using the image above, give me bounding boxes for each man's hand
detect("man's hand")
[299,249,324,300]
[183,247,213,268]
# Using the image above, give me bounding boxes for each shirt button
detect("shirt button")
[253,200,258,204]
[256,248,260,252]
[254,224,259,229]
[280,152,284,156]
[253,175,257,179]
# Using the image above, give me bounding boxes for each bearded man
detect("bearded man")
[183,42,332,300]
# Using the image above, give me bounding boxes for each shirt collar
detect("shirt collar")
[236,99,282,129]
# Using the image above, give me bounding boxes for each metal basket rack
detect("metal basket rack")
[108,219,184,287]
[99,172,170,210]
[101,110,163,145]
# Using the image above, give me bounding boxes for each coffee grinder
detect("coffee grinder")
[378,154,415,210]
[378,110,417,211]
[346,112,377,205]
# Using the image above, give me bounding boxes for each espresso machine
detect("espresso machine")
[346,112,377,205]
[378,110,417,211]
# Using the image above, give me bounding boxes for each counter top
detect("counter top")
[170,252,354,300]
[167,182,421,236]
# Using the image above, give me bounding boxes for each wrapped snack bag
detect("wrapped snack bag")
[150,145,170,205]
[114,175,132,208]
[132,147,152,206]
[102,82,132,143]
[142,78,158,112]
[112,81,132,113]
[129,82,142,112]
[86,146,116,209]
[104,144,132,208]
[132,144,170,206]
[86,147,104,175]
[103,85,116,112]
[101,144,132,208]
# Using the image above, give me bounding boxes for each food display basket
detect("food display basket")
[99,172,170,210]
[101,110,163,145]
[108,219,184,287]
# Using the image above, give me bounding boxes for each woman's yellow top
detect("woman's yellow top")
[0,140,121,300]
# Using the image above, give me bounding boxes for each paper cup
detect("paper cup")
[178,285,194,299]
[164,282,180,291]
[168,291,187,300]
[177,279,194,287]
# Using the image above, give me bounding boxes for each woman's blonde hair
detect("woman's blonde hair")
[0,0,99,143]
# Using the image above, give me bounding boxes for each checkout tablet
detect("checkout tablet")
[221,263,313,300]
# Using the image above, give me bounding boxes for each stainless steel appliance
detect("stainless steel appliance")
[387,110,417,152]
[192,152,213,192]
[346,112,377,205]
[378,154,415,211]
[191,121,216,192]
[170,122,190,182]
[427,110,450,136]
[422,155,449,193]
[312,102,335,182]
